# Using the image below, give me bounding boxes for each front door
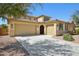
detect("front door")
[40,25,44,34]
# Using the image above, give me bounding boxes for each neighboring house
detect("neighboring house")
[8,15,75,36]
[72,20,79,34]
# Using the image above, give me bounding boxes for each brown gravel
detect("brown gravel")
[53,35,79,44]
[0,36,29,56]
[72,35,79,44]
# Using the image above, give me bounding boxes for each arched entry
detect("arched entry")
[40,25,44,34]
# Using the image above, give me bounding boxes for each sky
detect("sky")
[0,18,7,25]
[29,3,79,21]
[0,3,79,25]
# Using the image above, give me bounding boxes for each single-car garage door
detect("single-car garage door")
[14,24,36,36]
[47,25,54,35]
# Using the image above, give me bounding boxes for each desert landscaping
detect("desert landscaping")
[0,36,29,56]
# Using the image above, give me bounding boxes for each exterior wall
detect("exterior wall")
[36,25,40,35]
[44,25,47,35]
[54,23,58,35]
[56,29,63,35]
[67,23,75,32]
[8,21,15,36]
[37,17,44,22]
[8,20,60,36]
[8,18,75,36]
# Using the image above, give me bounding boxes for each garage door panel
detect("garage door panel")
[15,24,36,35]
[47,25,54,35]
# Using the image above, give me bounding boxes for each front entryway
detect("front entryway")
[40,25,44,34]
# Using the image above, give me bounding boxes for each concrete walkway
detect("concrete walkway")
[15,35,79,56]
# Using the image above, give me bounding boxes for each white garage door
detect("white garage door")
[14,24,36,36]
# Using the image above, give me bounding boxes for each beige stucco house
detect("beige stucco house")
[8,15,75,36]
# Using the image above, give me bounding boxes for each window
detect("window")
[44,17,49,21]
[65,24,68,30]
[59,24,63,30]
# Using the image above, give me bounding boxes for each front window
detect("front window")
[59,24,63,30]
[44,17,49,21]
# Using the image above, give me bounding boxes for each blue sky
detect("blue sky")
[29,3,79,21]
[0,3,79,25]
[0,18,7,25]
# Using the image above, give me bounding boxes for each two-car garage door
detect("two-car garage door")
[14,24,36,36]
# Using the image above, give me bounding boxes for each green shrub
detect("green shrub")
[76,28,79,34]
[63,33,74,41]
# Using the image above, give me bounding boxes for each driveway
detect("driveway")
[15,35,79,56]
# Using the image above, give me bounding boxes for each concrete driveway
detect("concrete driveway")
[15,35,79,56]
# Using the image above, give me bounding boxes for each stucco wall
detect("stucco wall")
[8,18,75,36]
[37,17,44,22]
[8,21,15,36]
[67,23,74,32]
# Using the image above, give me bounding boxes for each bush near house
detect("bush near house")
[75,27,79,34]
[63,33,74,41]
[76,29,79,34]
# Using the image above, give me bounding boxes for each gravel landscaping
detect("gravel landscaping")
[15,35,79,56]
[0,36,29,56]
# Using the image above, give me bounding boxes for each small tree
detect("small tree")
[63,33,74,41]
[71,10,79,26]
[1,24,7,29]
[0,3,43,23]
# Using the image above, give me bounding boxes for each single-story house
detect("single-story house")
[8,15,75,36]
